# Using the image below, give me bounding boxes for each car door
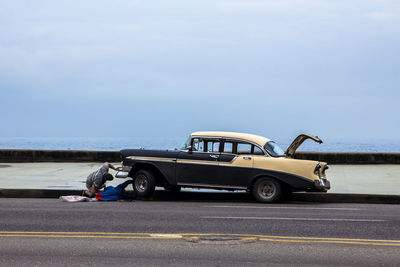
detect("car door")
[176,137,220,186]
[218,141,261,187]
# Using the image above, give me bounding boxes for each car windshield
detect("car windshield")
[264,141,285,157]
[180,136,191,150]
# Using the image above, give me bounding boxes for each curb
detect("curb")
[0,189,83,198]
[1,189,399,204]
[291,192,400,204]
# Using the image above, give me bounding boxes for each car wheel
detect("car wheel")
[133,170,156,198]
[252,177,282,203]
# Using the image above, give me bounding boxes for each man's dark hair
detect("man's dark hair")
[104,173,114,181]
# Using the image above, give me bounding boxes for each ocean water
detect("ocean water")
[0,137,399,152]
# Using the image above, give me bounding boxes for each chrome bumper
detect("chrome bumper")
[115,171,129,178]
[314,178,331,191]
[115,165,132,178]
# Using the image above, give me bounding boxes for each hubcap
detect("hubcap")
[135,175,148,192]
[258,181,276,199]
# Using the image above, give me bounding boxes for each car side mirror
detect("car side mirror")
[187,145,193,151]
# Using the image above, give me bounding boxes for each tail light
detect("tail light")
[314,162,321,177]
[322,164,329,175]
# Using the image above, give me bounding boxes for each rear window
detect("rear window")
[253,146,264,155]
[237,143,252,155]
[264,141,285,157]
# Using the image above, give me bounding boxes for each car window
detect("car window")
[206,141,220,153]
[223,142,233,153]
[253,145,264,155]
[264,141,285,157]
[237,143,252,154]
[192,138,205,152]
[180,136,191,150]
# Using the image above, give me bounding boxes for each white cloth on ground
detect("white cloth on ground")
[60,195,98,202]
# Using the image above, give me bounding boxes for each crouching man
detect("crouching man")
[84,162,120,197]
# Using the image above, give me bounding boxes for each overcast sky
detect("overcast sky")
[0,0,399,143]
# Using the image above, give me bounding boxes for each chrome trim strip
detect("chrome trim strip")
[127,156,176,162]
[219,155,238,164]
[127,156,219,165]
[176,160,219,165]
[177,183,247,190]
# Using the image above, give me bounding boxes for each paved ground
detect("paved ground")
[0,199,399,266]
[1,162,400,195]
[1,236,399,266]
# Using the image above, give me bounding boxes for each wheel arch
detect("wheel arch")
[129,163,170,187]
[249,174,291,191]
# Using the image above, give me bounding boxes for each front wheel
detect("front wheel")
[133,170,156,198]
[252,177,282,203]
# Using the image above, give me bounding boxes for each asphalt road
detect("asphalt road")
[1,197,400,266]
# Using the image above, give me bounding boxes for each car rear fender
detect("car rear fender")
[249,170,314,191]
[250,174,290,191]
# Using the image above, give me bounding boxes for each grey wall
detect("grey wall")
[0,149,120,163]
[294,152,400,164]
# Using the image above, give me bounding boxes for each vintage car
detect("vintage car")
[116,131,330,202]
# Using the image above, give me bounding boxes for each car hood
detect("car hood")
[284,134,322,158]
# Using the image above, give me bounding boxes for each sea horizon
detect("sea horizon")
[0,136,399,153]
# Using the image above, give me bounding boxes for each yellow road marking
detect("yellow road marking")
[0,237,182,239]
[0,231,399,247]
[0,231,180,237]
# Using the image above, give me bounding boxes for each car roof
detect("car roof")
[191,131,271,147]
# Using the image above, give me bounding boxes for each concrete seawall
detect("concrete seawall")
[295,152,400,164]
[0,149,399,164]
[0,149,120,163]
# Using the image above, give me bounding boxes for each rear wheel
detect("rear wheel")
[252,177,283,203]
[133,170,156,198]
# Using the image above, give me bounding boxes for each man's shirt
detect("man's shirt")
[86,163,109,191]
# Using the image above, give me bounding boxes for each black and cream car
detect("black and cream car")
[117,131,330,202]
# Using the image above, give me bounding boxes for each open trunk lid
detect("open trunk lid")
[285,134,323,158]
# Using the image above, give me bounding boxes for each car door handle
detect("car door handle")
[210,154,219,159]
[243,157,252,160]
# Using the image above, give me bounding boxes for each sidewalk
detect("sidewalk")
[0,163,399,195]
[0,162,130,190]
